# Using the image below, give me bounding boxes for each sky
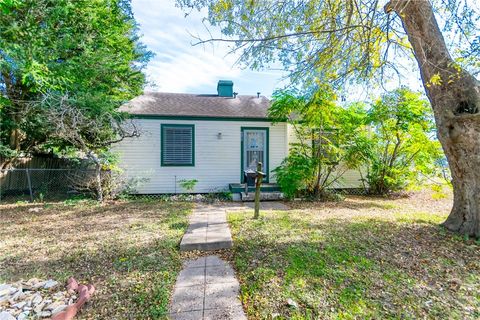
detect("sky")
[131,0,288,97]
[130,0,472,99]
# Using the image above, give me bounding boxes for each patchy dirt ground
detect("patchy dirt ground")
[0,199,192,319]
[228,189,480,319]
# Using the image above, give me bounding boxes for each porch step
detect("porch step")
[240,191,284,202]
[229,183,281,193]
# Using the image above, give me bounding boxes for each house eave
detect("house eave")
[129,114,286,122]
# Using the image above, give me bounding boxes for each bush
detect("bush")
[273,152,315,199]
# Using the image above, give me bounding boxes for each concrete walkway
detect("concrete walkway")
[180,205,233,251]
[169,256,246,320]
[171,204,247,319]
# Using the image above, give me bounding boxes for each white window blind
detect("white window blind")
[162,125,194,166]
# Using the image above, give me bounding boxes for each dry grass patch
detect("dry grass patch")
[0,199,192,319]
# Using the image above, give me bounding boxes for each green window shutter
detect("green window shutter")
[161,124,195,166]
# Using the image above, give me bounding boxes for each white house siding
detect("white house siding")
[113,119,288,194]
[329,166,366,189]
[286,123,300,152]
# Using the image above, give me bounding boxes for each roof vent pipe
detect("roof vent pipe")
[257,92,261,98]
[233,92,238,98]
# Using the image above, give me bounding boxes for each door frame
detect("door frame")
[240,127,269,183]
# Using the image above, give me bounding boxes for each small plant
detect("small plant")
[37,192,45,203]
[178,179,198,192]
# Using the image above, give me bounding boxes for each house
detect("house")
[114,80,363,198]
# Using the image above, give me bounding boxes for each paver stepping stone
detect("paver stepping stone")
[169,256,246,320]
[173,205,246,319]
[180,205,232,251]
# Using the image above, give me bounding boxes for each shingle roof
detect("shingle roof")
[120,92,271,119]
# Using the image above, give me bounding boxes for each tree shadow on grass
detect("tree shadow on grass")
[230,215,480,319]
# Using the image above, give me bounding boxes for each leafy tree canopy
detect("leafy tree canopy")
[269,85,369,198]
[357,87,444,194]
[177,0,479,87]
[0,0,152,160]
[270,86,443,197]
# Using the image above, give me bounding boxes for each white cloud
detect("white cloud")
[131,0,285,96]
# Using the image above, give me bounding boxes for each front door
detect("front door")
[241,128,268,182]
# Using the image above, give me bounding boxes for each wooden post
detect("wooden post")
[254,162,264,219]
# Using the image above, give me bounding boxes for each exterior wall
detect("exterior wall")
[113,118,288,194]
[329,166,366,189]
[286,123,300,152]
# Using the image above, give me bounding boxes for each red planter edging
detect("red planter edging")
[50,278,95,320]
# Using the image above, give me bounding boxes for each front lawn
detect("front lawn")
[0,199,192,319]
[228,191,480,319]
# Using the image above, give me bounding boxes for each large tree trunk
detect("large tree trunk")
[386,0,480,237]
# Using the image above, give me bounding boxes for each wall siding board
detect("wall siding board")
[114,119,365,194]
[113,119,287,193]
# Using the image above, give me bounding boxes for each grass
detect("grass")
[0,198,192,319]
[228,191,480,319]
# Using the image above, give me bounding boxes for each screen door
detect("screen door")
[243,129,267,174]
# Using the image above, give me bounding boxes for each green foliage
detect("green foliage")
[178,179,198,192]
[358,87,444,194]
[273,151,316,199]
[272,86,444,197]
[270,86,366,199]
[176,0,478,86]
[0,0,152,158]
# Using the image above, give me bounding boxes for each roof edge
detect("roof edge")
[130,114,285,122]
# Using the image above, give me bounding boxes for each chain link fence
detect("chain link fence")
[0,168,106,202]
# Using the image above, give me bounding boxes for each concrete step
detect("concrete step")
[229,183,281,193]
[240,191,284,202]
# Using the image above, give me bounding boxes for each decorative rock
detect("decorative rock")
[33,281,47,290]
[286,298,299,309]
[11,290,23,302]
[12,301,26,309]
[31,294,42,305]
[46,301,65,311]
[51,304,67,316]
[44,280,59,289]
[40,310,52,318]
[0,297,8,307]
[17,311,29,320]
[0,278,84,320]
[35,301,46,314]
[0,285,11,297]
[0,311,15,320]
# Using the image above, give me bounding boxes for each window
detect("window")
[161,124,194,166]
